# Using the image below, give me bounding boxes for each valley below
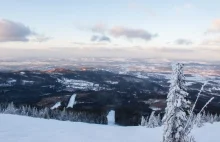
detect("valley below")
[0,58,219,126]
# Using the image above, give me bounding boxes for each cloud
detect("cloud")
[32,35,51,43]
[206,19,220,34]
[0,19,35,42]
[99,35,111,42]
[91,35,111,42]
[91,35,99,41]
[158,47,195,53]
[78,23,158,42]
[91,23,107,34]
[174,38,193,45]
[72,42,87,45]
[110,26,158,41]
[201,38,220,46]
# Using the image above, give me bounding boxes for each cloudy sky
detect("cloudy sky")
[0,0,220,61]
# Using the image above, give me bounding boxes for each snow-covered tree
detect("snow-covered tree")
[213,114,218,122]
[20,105,28,116]
[163,63,192,142]
[157,113,162,126]
[140,116,146,126]
[147,111,159,128]
[195,113,204,127]
[4,102,18,114]
[210,114,214,124]
[59,108,67,121]
[32,107,39,117]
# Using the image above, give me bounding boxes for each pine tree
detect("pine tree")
[213,114,218,122]
[195,113,204,128]
[163,63,191,142]
[210,114,214,124]
[141,116,147,126]
[59,108,67,121]
[4,102,17,114]
[0,103,3,113]
[157,113,162,126]
[32,107,39,117]
[147,111,159,128]
[20,106,28,116]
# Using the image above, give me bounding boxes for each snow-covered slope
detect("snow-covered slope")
[0,114,219,142]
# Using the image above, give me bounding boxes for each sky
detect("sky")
[0,0,220,61]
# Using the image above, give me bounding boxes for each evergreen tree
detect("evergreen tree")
[140,116,146,126]
[20,106,28,116]
[213,114,218,122]
[4,102,18,114]
[163,63,192,142]
[147,111,159,128]
[210,114,214,124]
[195,113,204,128]
[157,113,162,126]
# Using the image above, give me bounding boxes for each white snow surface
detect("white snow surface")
[67,94,76,108]
[0,114,220,142]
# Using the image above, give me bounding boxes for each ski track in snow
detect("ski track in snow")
[0,114,220,142]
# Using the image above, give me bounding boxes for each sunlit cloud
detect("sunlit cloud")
[206,19,220,34]
[110,26,158,41]
[91,35,111,42]
[0,19,50,43]
[91,23,107,34]
[174,38,193,45]
[0,19,34,42]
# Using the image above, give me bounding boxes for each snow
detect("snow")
[20,72,25,75]
[0,79,16,87]
[22,80,34,85]
[185,81,195,86]
[67,94,76,108]
[57,78,101,91]
[0,114,220,142]
[7,78,17,84]
[0,83,12,87]
[150,107,161,111]
[107,110,115,125]
[105,81,119,84]
[134,72,149,79]
[50,102,61,110]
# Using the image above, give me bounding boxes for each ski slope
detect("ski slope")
[0,114,219,142]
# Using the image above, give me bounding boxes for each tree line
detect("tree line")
[0,102,107,124]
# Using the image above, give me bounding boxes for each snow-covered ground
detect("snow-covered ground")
[57,78,101,91]
[0,114,219,142]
